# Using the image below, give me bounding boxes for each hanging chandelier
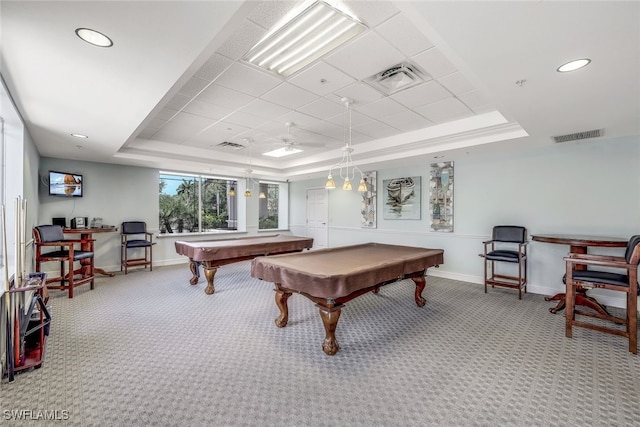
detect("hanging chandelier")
[325,97,367,192]
[243,139,259,197]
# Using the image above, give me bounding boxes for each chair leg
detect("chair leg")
[483,257,488,293]
[628,290,637,354]
[68,259,74,299]
[149,245,153,271]
[565,281,576,338]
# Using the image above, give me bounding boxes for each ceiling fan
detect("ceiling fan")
[269,122,325,151]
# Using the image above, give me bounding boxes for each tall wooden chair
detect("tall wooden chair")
[565,235,640,354]
[34,225,94,298]
[481,225,528,299]
[120,221,155,274]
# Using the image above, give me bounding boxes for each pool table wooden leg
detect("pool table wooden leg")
[275,287,291,327]
[189,259,200,285]
[203,267,217,295]
[412,276,427,307]
[319,306,341,356]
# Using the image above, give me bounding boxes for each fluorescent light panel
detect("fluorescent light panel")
[244,1,366,77]
[262,147,303,157]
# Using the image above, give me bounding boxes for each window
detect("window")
[159,173,237,234]
[258,182,279,230]
[258,181,289,230]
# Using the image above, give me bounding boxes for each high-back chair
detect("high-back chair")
[34,225,94,298]
[564,235,640,354]
[481,225,528,299]
[120,221,155,274]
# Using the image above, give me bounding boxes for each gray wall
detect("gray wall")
[38,158,159,272]
[290,135,640,308]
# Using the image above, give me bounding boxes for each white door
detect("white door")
[306,188,328,249]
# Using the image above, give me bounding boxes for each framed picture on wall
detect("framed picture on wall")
[429,161,454,232]
[360,171,377,228]
[382,176,421,220]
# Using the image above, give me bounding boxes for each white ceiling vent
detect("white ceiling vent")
[552,129,603,143]
[216,141,246,150]
[366,63,425,95]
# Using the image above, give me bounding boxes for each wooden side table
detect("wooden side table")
[531,234,628,314]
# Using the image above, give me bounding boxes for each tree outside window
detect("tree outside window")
[159,173,237,234]
[258,182,279,230]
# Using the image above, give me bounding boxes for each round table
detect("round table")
[531,234,628,314]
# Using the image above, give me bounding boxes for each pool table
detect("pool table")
[251,242,444,355]
[175,234,313,294]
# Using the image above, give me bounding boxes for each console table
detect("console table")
[531,234,628,314]
[63,226,118,277]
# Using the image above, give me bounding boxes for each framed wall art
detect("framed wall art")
[360,171,377,228]
[383,176,421,220]
[429,161,454,232]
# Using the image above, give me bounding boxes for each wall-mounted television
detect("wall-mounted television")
[49,170,83,197]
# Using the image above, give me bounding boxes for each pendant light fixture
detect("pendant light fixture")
[325,97,367,192]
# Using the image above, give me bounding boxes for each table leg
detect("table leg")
[203,267,217,295]
[188,260,200,285]
[94,268,114,278]
[274,287,291,328]
[319,306,341,356]
[545,293,565,313]
[411,276,427,307]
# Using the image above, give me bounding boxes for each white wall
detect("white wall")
[290,136,640,308]
[29,136,639,307]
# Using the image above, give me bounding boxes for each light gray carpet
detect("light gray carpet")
[1,261,639,426]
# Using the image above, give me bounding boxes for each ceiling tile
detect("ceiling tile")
[437,71,476,95]
[261,82,317,110]
[324,31,405,80]
[378,109,434,132]
[414,97,474,124]
[215,62,283,97]
[182,99,230,120]
[344,0,400,28]
[165,94,192,111]
[156,108,179,121]
[390,80,451,109]
[246,0,298,29]
[194,52,234,82]
[154,120,203,144]
[187,120,251,146]
[288,61,356,96]
[242,98,291,120]
[196,84,254,109]
[224,110,269,129]
[216,18,265,61]
[411,47,458,79]
[354,97,405,117]
[334,82,385,105]
[178,76,211,98]
[352,119,397,139]
[375,13,435,57]
[297,97,344,120]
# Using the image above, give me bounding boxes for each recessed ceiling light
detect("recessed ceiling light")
[433,155,444,159]
[75,28,113,47]
[557,58,591,73]
[71,133,88,138]
[263,147,303,157]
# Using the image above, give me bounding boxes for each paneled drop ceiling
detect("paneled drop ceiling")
[1,1,638,181]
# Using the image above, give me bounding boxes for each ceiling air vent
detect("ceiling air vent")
[552,129,603,143]
[366,62,425,95]
[216,141,246,150]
